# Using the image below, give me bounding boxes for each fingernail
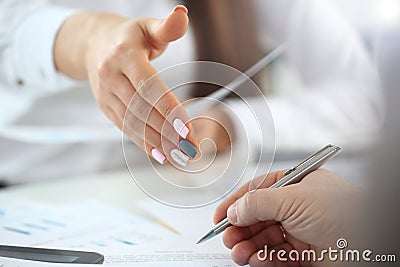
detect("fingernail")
[173,5,188,14]
[170,149,189,167]
[173,118,189,138]
[179,139,198,159]
[227,203,238,224]
[151,148,166,164]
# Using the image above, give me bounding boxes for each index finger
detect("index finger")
[213,170,286,224]
[121,53,193,140]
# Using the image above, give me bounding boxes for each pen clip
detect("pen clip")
[283,145,334,176]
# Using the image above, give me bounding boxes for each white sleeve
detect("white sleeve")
[0,0,79,94]
[230,0,384,151]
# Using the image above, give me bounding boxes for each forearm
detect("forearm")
[54,12,126,80]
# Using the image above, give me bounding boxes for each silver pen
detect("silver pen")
[186,44,285,118]
[196,144,342,244]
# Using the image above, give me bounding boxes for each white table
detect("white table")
[0,149,366,211]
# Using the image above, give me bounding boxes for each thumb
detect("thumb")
[227,188,287,226]
[145,5,189,48]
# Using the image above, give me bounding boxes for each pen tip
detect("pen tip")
[196,231,216,244]
[196,237,204,244]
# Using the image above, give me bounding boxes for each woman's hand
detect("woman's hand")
[54,6,198,165]
[213,169,364,266]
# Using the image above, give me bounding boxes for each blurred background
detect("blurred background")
[333,0,400,262]
[272,0,400,96]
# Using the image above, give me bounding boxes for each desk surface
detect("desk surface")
[0,153,369,267]
[0,170,146,215]
[0,151,368,211]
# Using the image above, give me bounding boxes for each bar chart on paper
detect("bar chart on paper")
[0,200,176,253]
[0,200,236,266]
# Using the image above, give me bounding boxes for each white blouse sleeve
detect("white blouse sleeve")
[228,0,384,151]
[0,0,79,93]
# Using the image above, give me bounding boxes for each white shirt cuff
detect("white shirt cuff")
[6,6,79,93]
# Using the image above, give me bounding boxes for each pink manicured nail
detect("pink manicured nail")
[173,5,188,14]
[227,203,238,224]
[173,118,189,138]
[151,148,166,165]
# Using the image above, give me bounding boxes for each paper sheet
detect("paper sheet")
[104,236,234,266]
[0,200,236,266]
[137,196,224,240]
[0,200,174,252]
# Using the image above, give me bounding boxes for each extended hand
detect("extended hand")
[55,6,197,165]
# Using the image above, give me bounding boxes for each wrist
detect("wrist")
[54,12,126,80]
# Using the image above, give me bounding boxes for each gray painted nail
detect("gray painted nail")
[179,139,198,159]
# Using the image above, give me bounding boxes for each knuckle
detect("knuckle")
[98,60,111,78]
[255,192,266,221]
[115,103,126,119]
[244,193,253,212]
[245,191,261,221]
[136,84,150,100]
[118,85,134,104]
[127,67,146,92]
[125,117,144,137]
[125,113,139,127]
[97,88,109,103]
[103,109,118,126]
[123,19,140,33]
[97,100,107,112]
[119,84,131,97]
[158,99,176,118]
[161,124,176,140]
[135,77,149,97]
[113,41,137,63]
[131,97,150,118]
[136,77,159,101]
[95,87,108,108]
[103,110,114,121]
[114,42,129,56]
[145,131,161,148]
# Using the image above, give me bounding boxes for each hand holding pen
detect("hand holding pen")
[200,145,364,266]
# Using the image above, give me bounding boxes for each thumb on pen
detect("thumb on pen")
[226,187,292,227]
